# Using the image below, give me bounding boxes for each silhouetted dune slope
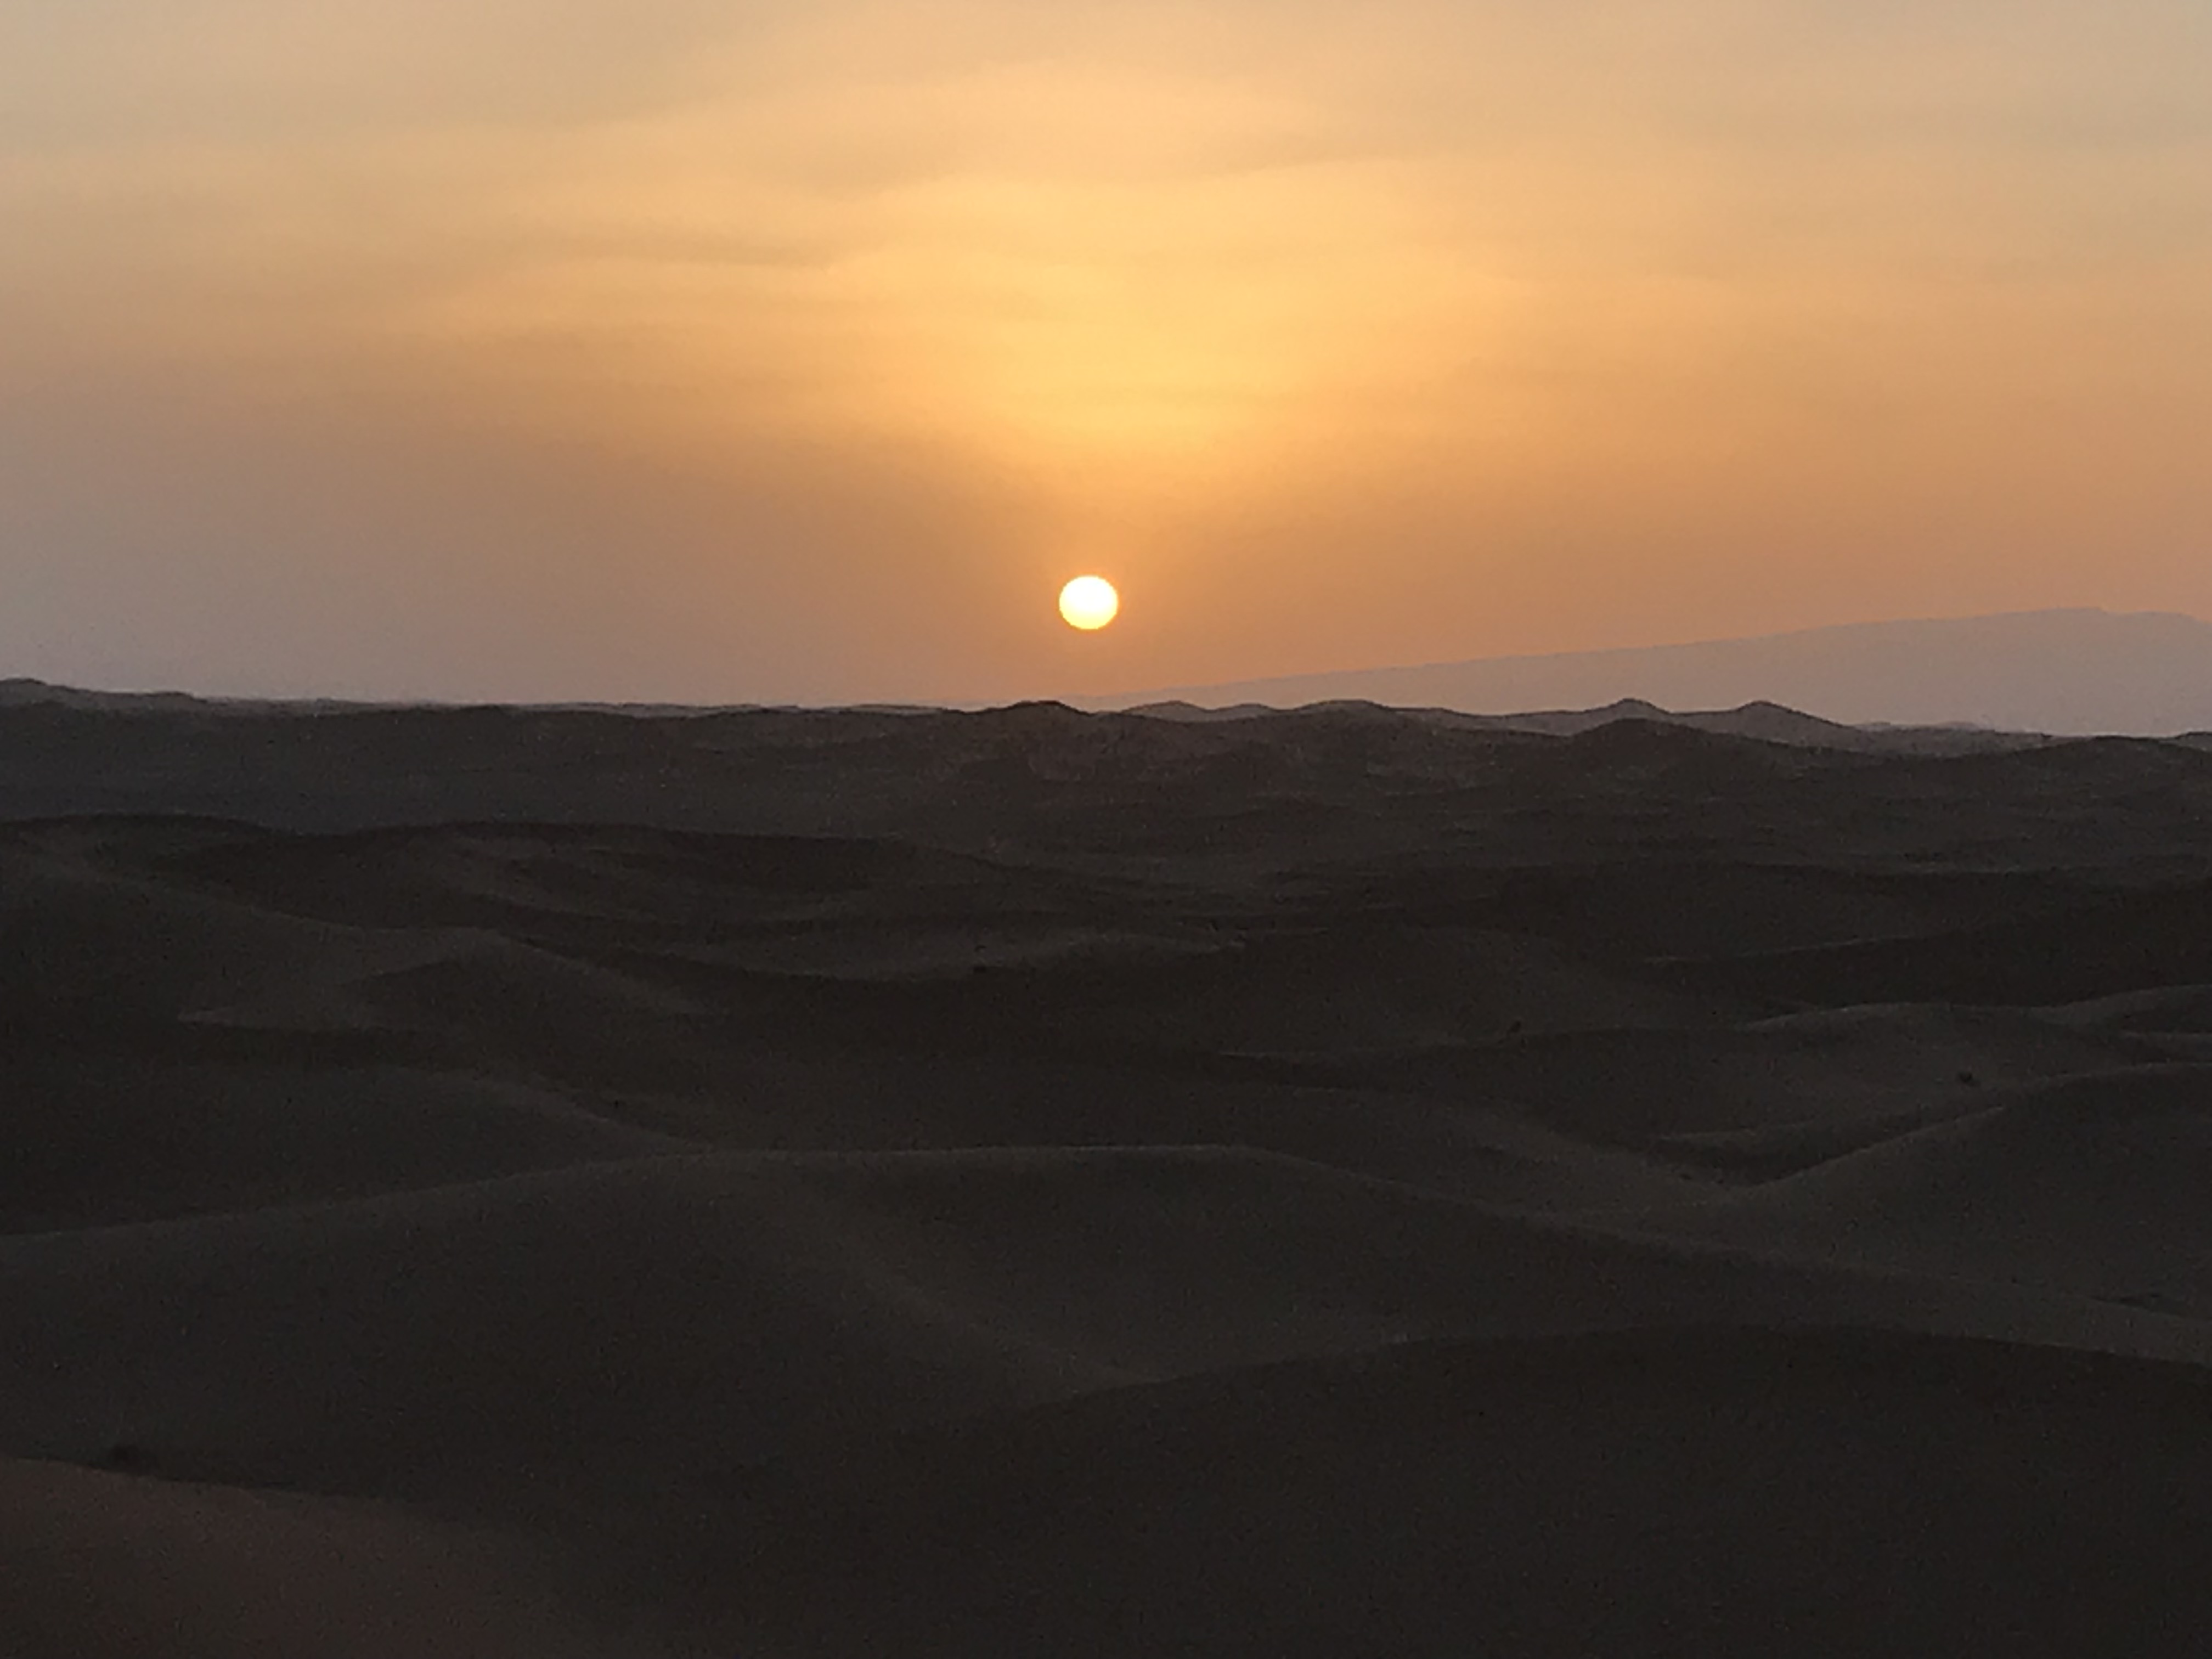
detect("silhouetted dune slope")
[1630,1065,2212,1308]
[710,1326,2212,1658]
[1672,878,2212,1007]
[7,695,2212,1653]
[2054,981,2212,1034]
[0,1458,605,1659]
[0,1058,685,1232]
[1330,1002,2152,1148]
[7,695,2212,871]
[0,1155,1125,1515]
[4,1149,2201,1535]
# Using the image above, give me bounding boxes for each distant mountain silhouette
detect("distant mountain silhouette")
[1095,610,2212,736]
[0,678,228,714]
[1125,696,2039,754]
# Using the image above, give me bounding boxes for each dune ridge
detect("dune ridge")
[1089,607,2212,736]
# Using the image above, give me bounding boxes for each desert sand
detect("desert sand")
[5,690,2212,1654]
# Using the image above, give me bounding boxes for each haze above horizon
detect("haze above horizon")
[3,1,2208,708]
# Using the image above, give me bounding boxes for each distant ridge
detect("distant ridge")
[0,679,396,716]
[1123,696,2042,754]
[1090,610,2212,737]
[0,674,2022,754]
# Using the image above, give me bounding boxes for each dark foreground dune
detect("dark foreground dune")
[4,692,2212,1654]
[0,1457,609,1659]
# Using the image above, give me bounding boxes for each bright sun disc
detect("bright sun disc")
[1058,575,1120,631]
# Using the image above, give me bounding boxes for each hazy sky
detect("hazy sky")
[3,0,2208,703]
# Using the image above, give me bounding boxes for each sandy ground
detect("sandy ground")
[4,697,2211,1654]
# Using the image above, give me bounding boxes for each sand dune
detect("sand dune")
[0,1458,613,1659]
[8,696,2212,1652]
[18,1144,2198,1525]
[0,1059,683,1232]
[709,1327,2212,1657]
[1627,1065,2212,1309]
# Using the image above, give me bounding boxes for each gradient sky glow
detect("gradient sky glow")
[3,0,2208,703]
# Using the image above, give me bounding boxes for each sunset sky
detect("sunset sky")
[3,0,2207,704]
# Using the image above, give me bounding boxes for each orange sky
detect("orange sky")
[2,0,2207,703]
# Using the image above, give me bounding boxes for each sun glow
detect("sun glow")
[1058,574,1120,631]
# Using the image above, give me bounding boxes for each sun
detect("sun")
[1058,574,1120,631]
